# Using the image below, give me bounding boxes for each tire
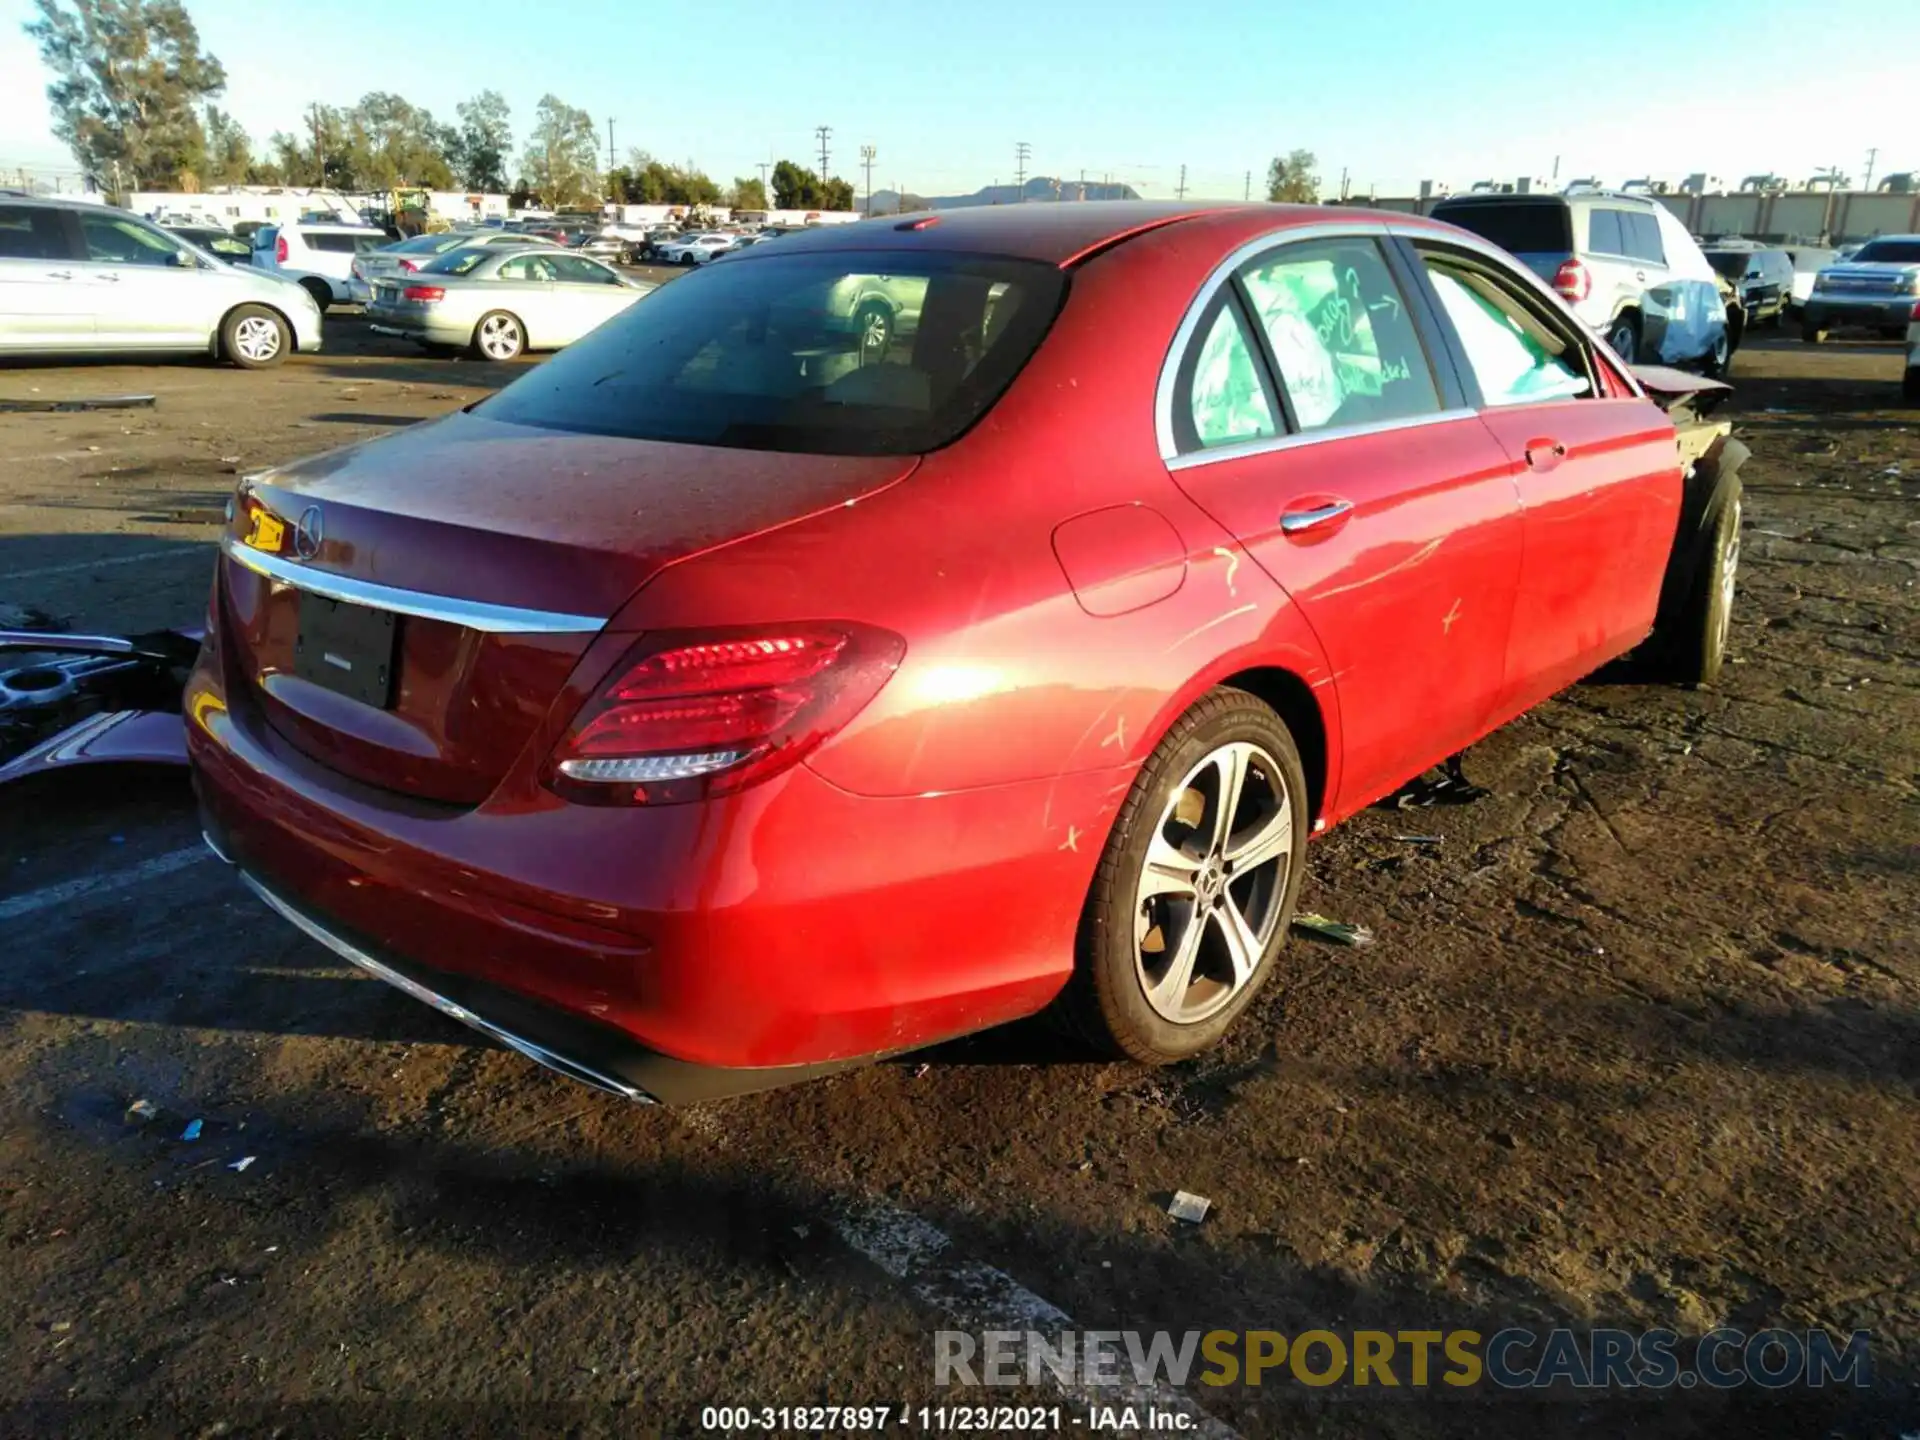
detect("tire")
[853,300,894,363]
[1607,313,1640,364]
[299,277,332,313]
[1801,320,1828,344]
[1904,368,1920,403]
[1702,326,1732,378]
[1664,490,1741,687]
[470,311,525,362]
[1063,687,1310,1064]
[220,305,290,369]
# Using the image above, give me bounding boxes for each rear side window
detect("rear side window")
[307,232,383,254]
[1177,300,1277,449]
[0,204,71,260]
[1587,209,1626,257]
[1434,202,1572,256]
[1622,213,1666,265]
[478,251,1067,456]
[1238,238,1440,432]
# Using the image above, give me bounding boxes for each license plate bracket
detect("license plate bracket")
[293,592,397,708]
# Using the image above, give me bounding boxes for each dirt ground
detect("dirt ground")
[0,315,1914,1440]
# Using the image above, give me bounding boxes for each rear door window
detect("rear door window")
[1622,213,1666,266]
[0,204,72,260]
[307,232,383,254]
[1237,237,1441,432]
[477,251,1066,456]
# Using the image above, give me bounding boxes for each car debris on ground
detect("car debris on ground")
[1167,1191,1212,1224]
[0,627,197,786]
[1292,913,1377,947]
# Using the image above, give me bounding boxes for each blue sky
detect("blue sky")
[2,0,1916,198]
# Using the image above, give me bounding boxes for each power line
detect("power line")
[815,125,832,182]
[1014,141,1030,200]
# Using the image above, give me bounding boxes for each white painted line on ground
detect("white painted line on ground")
[677,1109,1241,1437]
[0,547,199,582]
[0,845,213,921]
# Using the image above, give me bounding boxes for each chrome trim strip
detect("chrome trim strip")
[237,870,653,1103]
[1153,215,1646,461]
[1167,408,1477,471]
[220,535,607,634]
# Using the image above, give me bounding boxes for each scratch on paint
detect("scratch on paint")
[1212,546,1240,596]
[1101,715,1127,750]
[1163,603,1257,652]
[1059,826,1081,853]
[1441,598,1462,634]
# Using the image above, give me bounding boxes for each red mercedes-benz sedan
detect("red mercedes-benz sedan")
[188,202,1742,1102]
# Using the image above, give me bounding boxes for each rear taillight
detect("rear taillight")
[350,260,364,279]
[1552,257,1591,303]
[274,235,288,264]
[1911,298,1920,320]
[401,285,445,302]
[546,623,905,805]
[398,258,420,273]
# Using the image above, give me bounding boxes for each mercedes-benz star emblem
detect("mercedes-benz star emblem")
[292,505,324,560]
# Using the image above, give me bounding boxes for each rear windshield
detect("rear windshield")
[1434,202,1572,255]
[1704,250,1752,280]
[477,251,1068,456]
[308,232,385,254]
[1849,239,1920,264]
[388,234,459,254]
[422,248,493,275]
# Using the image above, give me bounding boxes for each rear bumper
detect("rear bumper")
[365,307,467,345]
[184,603,1114,1099]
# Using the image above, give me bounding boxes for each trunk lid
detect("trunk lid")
[220,410,916,803]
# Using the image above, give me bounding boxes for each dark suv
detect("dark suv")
[1704,246,1794,326]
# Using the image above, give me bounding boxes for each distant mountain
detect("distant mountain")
[866,176,1141,214]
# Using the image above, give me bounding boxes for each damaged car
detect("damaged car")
[187,203,1745,1103]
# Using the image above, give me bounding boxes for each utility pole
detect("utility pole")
[1864,146,1879,192]
[607,118,616,174]
[859,144,876,214]
[815,125,832,183]
[309,104,327,187]
[757,160,771,205]
[1175,164,1187,200]
[1014,141,1030,200]
[1244,170,1251,202]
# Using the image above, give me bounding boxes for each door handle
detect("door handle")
[1524,439,1568,472]
[96,273,120,283]
[45,270,73,280]
[1279,499,1354,535]
[1634,270,1646,282]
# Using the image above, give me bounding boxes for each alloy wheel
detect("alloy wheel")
[1133,740,1293,1025]
[233,315,281,363]
[479,315,522,359]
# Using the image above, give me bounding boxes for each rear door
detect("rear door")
[1162,231,1524,814]
[1401,238,1681,710]
[0,204,90,347]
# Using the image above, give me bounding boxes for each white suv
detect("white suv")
[1431,191,1732,373]
[251,222,388,309]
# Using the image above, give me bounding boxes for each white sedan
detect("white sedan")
[654,233,739,265]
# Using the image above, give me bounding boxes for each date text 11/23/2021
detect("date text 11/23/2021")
[699,1405,1197,1432]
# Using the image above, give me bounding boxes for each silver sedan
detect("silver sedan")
[364,246,655,360]
[348,230,545,304]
